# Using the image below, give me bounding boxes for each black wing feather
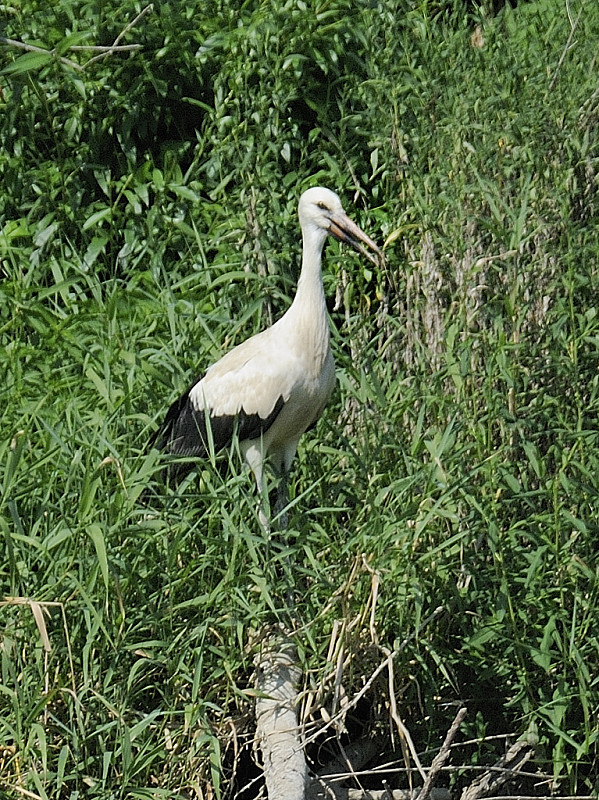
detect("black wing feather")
[150,376,285,481]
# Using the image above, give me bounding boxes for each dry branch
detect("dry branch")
[308,785,451,800]
[307,737,452,800]
[303,607,445,750]
[415,707,467,800]
[460,739,535,800]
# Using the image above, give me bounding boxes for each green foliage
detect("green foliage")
[2,0,599,797]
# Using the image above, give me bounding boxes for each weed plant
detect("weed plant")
[1,0,598,797]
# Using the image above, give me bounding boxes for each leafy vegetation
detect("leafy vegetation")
[1,0,598,797]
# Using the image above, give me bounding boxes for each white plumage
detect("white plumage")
[151,186,381,519]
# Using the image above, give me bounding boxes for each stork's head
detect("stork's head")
[298,186,382,266]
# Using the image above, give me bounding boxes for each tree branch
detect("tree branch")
[0,4,153,72]
[0,36,83,71]
[81,4,153,68]
[255,635,308,800]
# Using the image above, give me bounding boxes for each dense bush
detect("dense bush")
[1,0,598,797]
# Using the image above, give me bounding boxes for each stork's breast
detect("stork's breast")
[272,349,336,440]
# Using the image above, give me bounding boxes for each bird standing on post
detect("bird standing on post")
[150,186,382,524]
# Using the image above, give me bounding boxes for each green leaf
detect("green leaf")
[54,32,90,57]
[87,523,109,590]
[84,234,109,268]
[83,207,112,230]
[2,50,53,75]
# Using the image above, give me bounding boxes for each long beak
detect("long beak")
[328,210,383,266]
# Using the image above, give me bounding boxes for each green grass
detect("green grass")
[1,0,599,797]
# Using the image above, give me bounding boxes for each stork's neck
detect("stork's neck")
[292,225,328,316]
[286,224,330,364]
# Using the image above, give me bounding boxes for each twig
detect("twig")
[308,786,451,800]
[386,650,427,782]
[416,707,467,800]
[69,44,141,52]
[303,607,445,750]
[114,4,152,48]
[305,759,552,784]
[548,0,586,92]
[0,784,44,800]
[81,4,153,68]
[0,4,152,72]
[0,36,83,71]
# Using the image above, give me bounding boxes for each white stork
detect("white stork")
[151,186,381,523]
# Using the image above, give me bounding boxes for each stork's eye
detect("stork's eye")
[316,201,329,210]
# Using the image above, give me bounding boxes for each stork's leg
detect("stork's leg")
[274,441,301,532]
[257,473,271,534]
[258,504,270,534]
[242,442,271,532]
[274,470,289,531]
[257,469,289,533]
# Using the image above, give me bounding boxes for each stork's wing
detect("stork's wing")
[151,374,285,457]
[150,329,298,476]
